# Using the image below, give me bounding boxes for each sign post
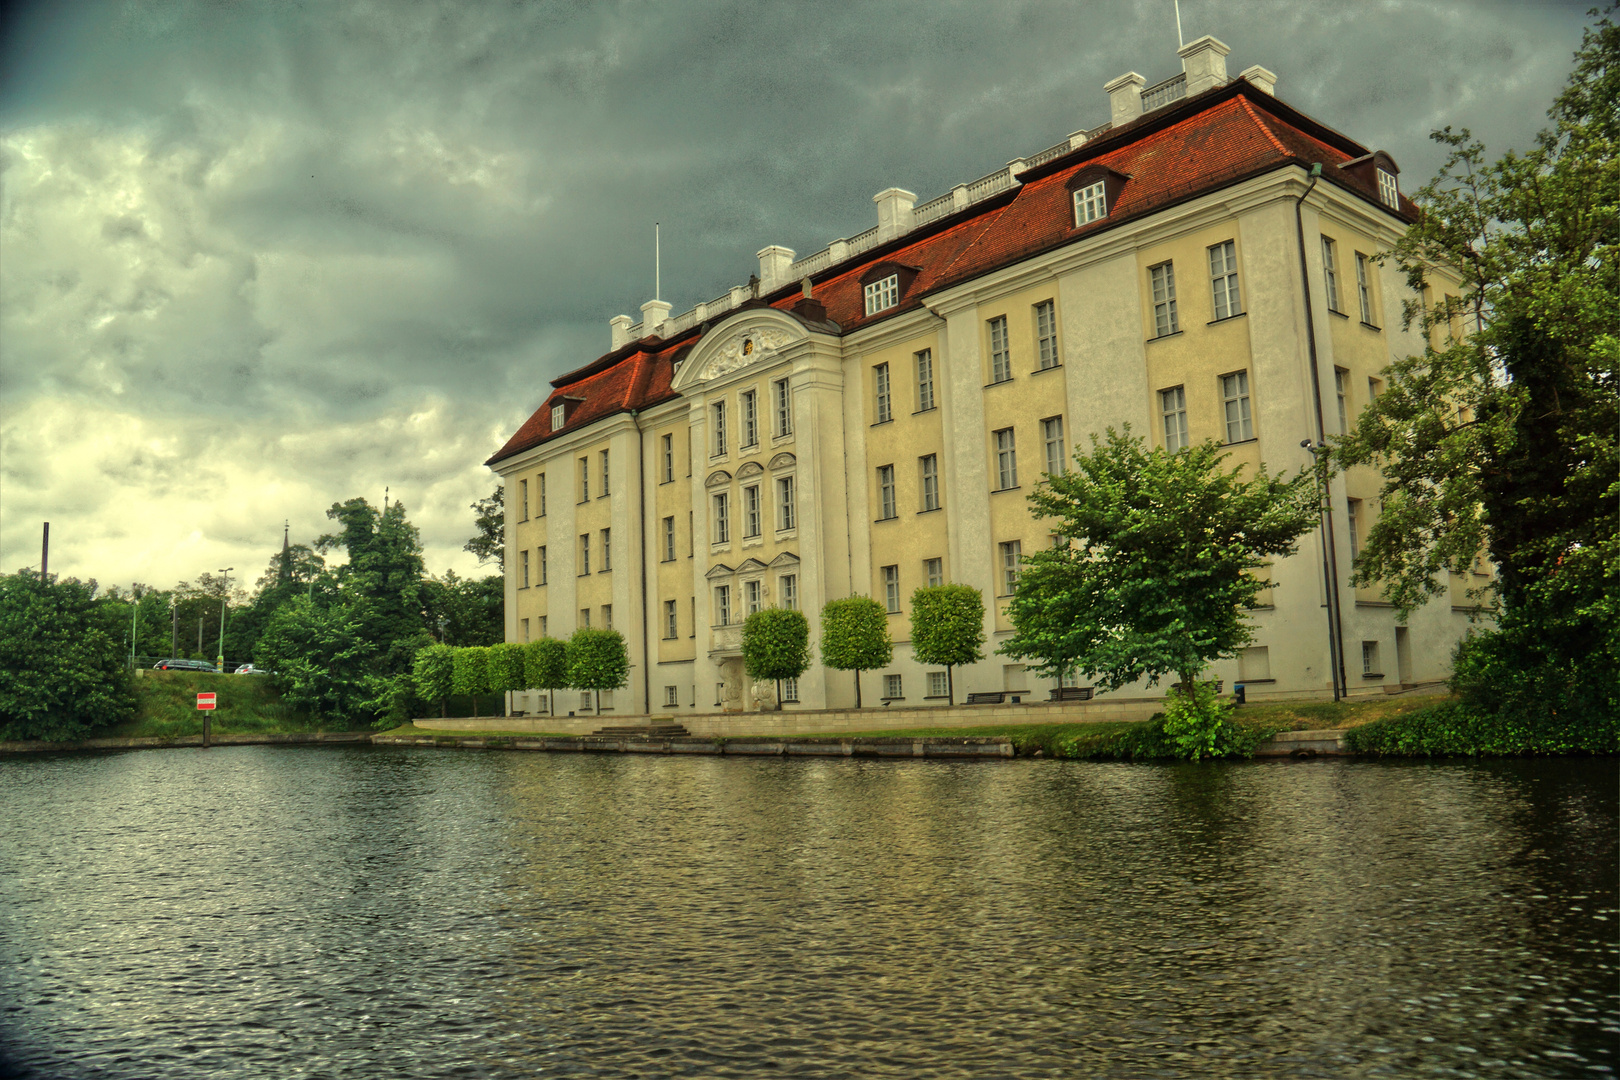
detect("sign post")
[196,692,216,748]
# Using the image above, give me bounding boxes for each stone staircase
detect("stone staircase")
[591,722,692,738]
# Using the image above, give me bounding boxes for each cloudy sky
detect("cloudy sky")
[0,0,1595,593]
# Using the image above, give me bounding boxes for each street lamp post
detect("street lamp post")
[216,567,233,673]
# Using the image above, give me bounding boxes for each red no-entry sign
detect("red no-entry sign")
[196,692,216,711]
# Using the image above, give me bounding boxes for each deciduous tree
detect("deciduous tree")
[464,484,505,572]
[741,608,811,708]
[567,628,629,715]
[413,643,455,718]
[0,572,137,741]
[487,642,529,716]
[451,645,492,717]
[818,596,892,708]
[908,584,985,705]
[524,638,570,717]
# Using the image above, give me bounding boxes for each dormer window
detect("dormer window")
[1377,168,1399,209]
[864,274,899,316]
[550,403,565,431]
[1074,180,1107,224]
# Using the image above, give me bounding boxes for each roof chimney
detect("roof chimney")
[610,314,633,349]
[640,298,672,337]
[756,245,796,293]
[1105,72,1145,127]
[1178,35,1231,95]
[1240,64,1277,95]
[873,187,917,241]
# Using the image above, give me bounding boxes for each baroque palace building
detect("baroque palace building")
[487,36,1480,718]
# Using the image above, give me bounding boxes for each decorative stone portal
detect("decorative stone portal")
[718,658,745,713]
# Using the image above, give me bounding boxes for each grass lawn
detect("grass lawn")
[96,670,340,739]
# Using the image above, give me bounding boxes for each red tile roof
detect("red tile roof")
[489,79,1416,467]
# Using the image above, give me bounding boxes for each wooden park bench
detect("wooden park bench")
[965,691,1029,705]
[1048,686,1094,702]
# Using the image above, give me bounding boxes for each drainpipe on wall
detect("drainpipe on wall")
[1293,162,1348,700]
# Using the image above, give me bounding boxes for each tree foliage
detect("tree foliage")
[1329,9,1618,727]
[1000,427,1316,691]
[742,607,811,706]
[412,643,455,717]
[488,642,529,699]
[451,645,491,716]
[908,584,985,705]
[567,628,629,714]
[254,596,375,725]
[524,637,570,715]
[464,484,505,572]
[0,573,138,741]
[818,596,892,707]
[418,570,503,647]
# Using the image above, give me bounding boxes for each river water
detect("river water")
[0,747,1614,1079]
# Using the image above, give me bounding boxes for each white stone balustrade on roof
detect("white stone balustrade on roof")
[1140,72,1187,113]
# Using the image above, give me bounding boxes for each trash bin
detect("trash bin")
[1233,683,1247,706]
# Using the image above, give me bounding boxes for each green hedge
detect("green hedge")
[1344,701,1619,757]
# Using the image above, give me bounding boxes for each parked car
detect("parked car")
[152,659,219,672]
[233,664,271,676]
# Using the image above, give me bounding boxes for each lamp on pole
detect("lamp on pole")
[216,568,233,673]
[1300,440,1344,702]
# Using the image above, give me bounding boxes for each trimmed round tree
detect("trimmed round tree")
[523,637,569,718]
[908,584,985,706]
[412,642,455,717]
[567,628,629,716]
[451,645,491,718]
[818,596,892,708]
[741,607,811,709]
[487,642,528,716]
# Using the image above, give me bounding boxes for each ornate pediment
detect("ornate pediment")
[671,309,809,393]
[735,461,765,478]
[768,452,797,470]
[736,558,768,573]
[697,325,796,381]
[704,563,736,580]
[767,551,800,568]
[704,470,733,489]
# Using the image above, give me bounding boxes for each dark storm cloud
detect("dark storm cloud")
[0,0,1596,586]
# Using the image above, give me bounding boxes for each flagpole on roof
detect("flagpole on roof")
[655,222,661,302]
[1174,0,1184,49]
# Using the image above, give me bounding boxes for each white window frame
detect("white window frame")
[664,599,678,639]
[550,403,565,430]
[877,465,896,519]
[1362,639,1381,675]
[713,492,730,544]
[779,573,797,610]
[999,540,1022,595]
[714,585,731,627]
[1074,180,1106,224]
[782,676,799,702]
[745,579,763,616]
[1042,416,1065,476]
[773,378,792,436]
[777,476,796,531]
[874,362,891,423]
[1150,262,1179,337]
[599,449,610,495]
[743,484,761,538]
[1335,368,1350,435]
[1208,240,1241,320]
[741,389,758,447]
[600,528,611,571]
[1355,252,1374,323]
[927,671,949,698]
[521,549,530,588]
[883,673,903,699]
[538,473,546,516]
[916,349,934,411]
[661,433,674,482]
[924,557,943,588]
[1221,371,1254,443]
[995,428,1018,490]
[664,684,679,707]
[519,479,529,521]
[579,533,590,575]
[538,545,547,585]
[920,454,939,511]
[578,456,589,501]
[663,516,676,562]
[1161,386,1189,452]
[1321,236,1341,312]
[712,401,727,456]
[1347,498,1362,561]
[882,565,900,613]
[864,273,899,315]
[1035,300,1059,369]
[988,316,1011,383]
[1377,168,1399,209]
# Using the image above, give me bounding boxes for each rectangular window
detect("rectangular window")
[874,362,891,423]
[521,549,530,588]
[927,671,949,697]
[1150,262,1179,337]
[782,676,799,702]
[538,545,547,585]
[988,316,1010,383]
[1347,498,1362,561]
[780,574,797,610]
[539,615,547,638]
[920,454,939,511]
[1362,639,1382,675]
[521,618,530,643]
[882,565,900,613]
[1208,240,1241,320]
[714,585,731,626]
[877,465,896,519]
[664,685,679,707]
[916,349,935,411]
[995,428,1018,489]
[551,403,565,430]
[713,493,730,544]
[1356,252,1374,323]
[1161,386,1189,451]
[580,608,590,629]
[1335,368,1350,434]
[538,473,546,516]
[712,402,727,455]
[1321,236,1341,312]
[773,379,792,436]
[599,449,610,495]
[999,540,1022,594]
[600,528,611,571]
[883,673,903,699]
[579,534,590,575]
[1074,180,1106,224]
[741,389,758,447]
[661,433,675,483]
[924,557,943,588]
[664,599,678,639]
[778,476,796,530]
[1035,300,1059,369]
[745,579,762,616]
[602,605,612,630]
[1221,371,1253,443]
[578,457,589,501]
[864,273,899,315]
[1042,416,1066,476]
[1377,168,1399,209]
[662,516,676,562]
[519,479,529,521]
[1368,376,1383,401]
[743,485,761,538]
